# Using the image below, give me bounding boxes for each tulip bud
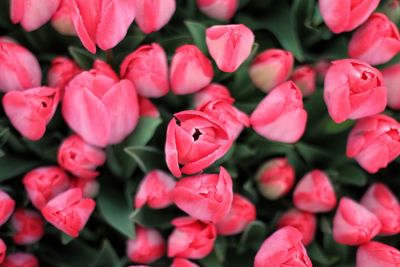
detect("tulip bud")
[314,60,330,80]
[47,57,81,93]
[70,177,100,198]
[251,81,307,143]
[193,83,232,108]
[293,170,337,213]
[57,134,106,179]
[0,190,15,227]
[41,188,95,237]
[171,258,199,267]
[256,158,295,200]
[23,166,70,209]
[0,238,6,264]
[51,0,76,36]
[206,24,255,72]
[382,64,400,110]
[333,198,381,245]
[277,209,316,245]
[135,170,176,209]
[254,226,313,267]
[170,45,214,95]
[291,65,317,97]
[356,241,400,267]
[168,217,217,259]
[385,0,400,24]
[11,209,44,245]
[196,0,238,20]
[1,253,38,267]
[120,43,169,98]
[138,97,160,118]
[134,0,176,34]
[360,183,400,235]
[126,225,165,264]
[249,49,294,93]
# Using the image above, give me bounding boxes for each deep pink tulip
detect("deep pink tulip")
[47,57,81,93]
[138,97,160,118]
[11,209,44,245]
[382,64,400,109]
[196,0,238,20]
[291,65,317,97]
[171,258,199,267]
[356,241,400,267]
[193,83,232,108]
[0,253,38,267]
[51,0,76,36]
[0,190,15,227]
[0,239,5,264]
[134,0,175,34]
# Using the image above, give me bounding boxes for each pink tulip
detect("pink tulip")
[51,0,76,36]
[324,59,386,123]
[168,217,216,259]
[249,49,294,93]
[254,226,313,267]
[70,177,100,198]
[62,66,139,147]
[216,193,256,236]
[71,0,136,53]
[314,60,330,79]
[0,41,41,92]
[0,253,38,267]
[196,0,238,20]
[356,241,400,267]
[165,110,232,177]
[134,0,175,34]
[193,83,232,108]
[256,158,295,200]
[47,57,81,93]
[251,81,307,143]
[333,197,381,245]
[0,190,15,227]
[172,167,233,223]
[0,239,5,264]
[291,65,317,97]
[293,170,337,213]
[135,170,176,209]
[206,24,255,72]
[171,258,199,267]
[319,0,380,33]
[10,0,61,31]
[23,166,70,209]
[347,114,400,173]
[126,225,165,264]
[11,209,44,245]
[58,134,106,179]
[170,45,214,95]
[277,209,316,246]
[138,97,160,118]
[41,188,95,237]
[360,183,400,235]
[3,86,61,141]
[382,64,400,109]
[120,43,169,98]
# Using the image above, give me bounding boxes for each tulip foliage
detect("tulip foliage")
[0,0,400,267]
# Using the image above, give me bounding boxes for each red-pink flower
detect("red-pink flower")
[193,83,232,108]
[165,110,232,177]
[126,225,165,264]
[356,241,400,267]
[70,177,100,198]
[0,253,38,267]
[23,166,70,209]
[11,209,44,245]
[382,64,400,109]
[120,43,169,98]
[47,57,81,93]
[277,209,316,246]
[134,0,175,34]
[333,197,381,246]
[3,86,60,141]
[196,0,238,20]
[172,167,233,223]
[291,65,317,97]
[0,239,5,264]
[171,258,199,267]
[41,188,95,237]
[323,59,386,123]
[51,0,76,36]
[251,81,307,143]
[168,217,217,259]
[254,226,313,267]
[138,97,160,118]
[346,114,400,173]
[0,190,15,227]
[206,24,255,72]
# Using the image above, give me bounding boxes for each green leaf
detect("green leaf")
[61,233,74,245]
[308,242,341,266]
[129,206,177,229]
[237,220,267,253]
[0,127,10,150]
[68,46,97,69]
[22,134,61,163]
[92,240,119,267]
[336,165,368,186]
[322,118,355,135]
[124,146,164,173]
[0,154,40,182]
[185,21,208,54]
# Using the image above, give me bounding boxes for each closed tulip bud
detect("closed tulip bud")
[385,0,400,24]
[249,49,294,93]
[165,110,232,177]
[47,57,81,93]
[356,241,400,267]
[319,0,380,33]
[256,158,295,200]
[0,239,5,264]
[382,64,400,109]
[0,190,15,227]
[138,97,160,118]
[333,198,381,246]
[90,60,119,81]
[11,209,44,245]
[126,225,166,264]
[51,0,76,36]
[70,177,100,198]
[10,0,61,31]
[196,0,238,20]
[277,209,317,246]
[293,170,337,213]
[251,81,307,143]
[168,217,217,259]
[324,59,386,123]
[3,86,61,141]
[135,170,176,209]
[314,60,330,80]
[170,45,214,95]
[57,135,106,179]
[360,183,400,235]
[41,188,95,237]
[216,193,256,236]
[206,24,255,72]
[1,253,38,267]
[120,43,169,98]
[171,258,199,267]
[62,69,139,147]
[291,65,317,97]
[349,13,400,66]
[193,83,232,108]
[347,115,400,173]
[23,166,70,209]
[135,0,176,34]
[254,226,313,267]
[71,0,136,53]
